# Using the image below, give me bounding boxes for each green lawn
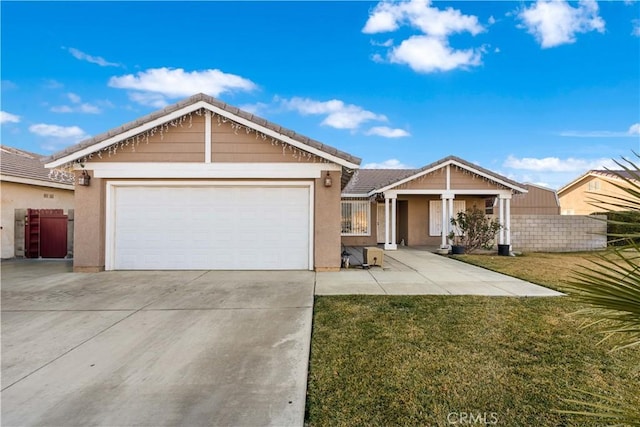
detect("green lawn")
[306,253,640,426]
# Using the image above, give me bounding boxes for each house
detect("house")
[558,170,637,215]
[340,157,530,250]
[510,183,560,215]
[1,145,75,259]
[45,93,361,272]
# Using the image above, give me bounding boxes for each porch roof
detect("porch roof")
[342,155,527,196]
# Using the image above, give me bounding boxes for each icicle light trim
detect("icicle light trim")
[49,107,332,183]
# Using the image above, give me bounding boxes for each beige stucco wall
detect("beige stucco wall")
[71,112,347,271]
[72,172,341,272]
[72,171,105,271]
[314,171,342,271]
[559,176,629,215]
[0,180,74,259]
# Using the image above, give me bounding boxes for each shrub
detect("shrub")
[449,206,501,253]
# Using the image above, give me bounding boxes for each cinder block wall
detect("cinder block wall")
[510,215,607,252]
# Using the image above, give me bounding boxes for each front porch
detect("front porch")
[379,191,514,251]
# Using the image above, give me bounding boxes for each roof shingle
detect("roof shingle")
[46,93,361,167]
[1,145,74,186]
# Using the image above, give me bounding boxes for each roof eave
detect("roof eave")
[45,96,361,170]
[371,158,527,194]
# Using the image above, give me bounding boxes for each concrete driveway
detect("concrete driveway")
[1,260,314,426]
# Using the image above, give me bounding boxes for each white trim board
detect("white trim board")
[104,180,315,271]
[374,159,528,194]
[0,174,75,190]
[83,162,341,179]
[384,189,514,197]
[46,100,360,170]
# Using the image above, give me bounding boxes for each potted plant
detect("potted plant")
[448,230,466,254]
[449,206,502,254]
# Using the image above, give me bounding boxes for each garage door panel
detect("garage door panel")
[112,185,310,270]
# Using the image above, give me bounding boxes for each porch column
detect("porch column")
[385,197,390,247]
[497,194,512,246]
[448,197,454,237]
[441,196,448,248]
[385,195,397,250]
[504,195,512,246]
[441,192,454,248]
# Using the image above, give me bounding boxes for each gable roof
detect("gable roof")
[558,170,638,195]
[343,155,527,195]
[45,93,361,172]
[1,145,74,189]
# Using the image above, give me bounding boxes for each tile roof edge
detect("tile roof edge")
[45,93,361,166]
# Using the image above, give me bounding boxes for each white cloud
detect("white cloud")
[50,105,74,113]
[280,97,387,130]
[389,35,482,73]
[0,111,20,124]
[518,0,605,48]
[504,155,616,172]
[29,123,87,139]
[78,104,101,114]
[363,0,485,73]
[67,92,81,104]
[488,16,496,25]
[127,92,168,108]
[363,158,414,169]
[238,102,269,116]
[109,67,257,107]
[65,47,121,67]
[51,93,101,114]
[363,2,400,33]
[365,126,411,138]
[371,39,394,47]
[633,19,640,36]
[559,123,640,137]
[363,0,484,37]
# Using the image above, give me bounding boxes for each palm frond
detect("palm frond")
[558,389,640,427]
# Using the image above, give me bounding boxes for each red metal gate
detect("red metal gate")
[25,209,68,258]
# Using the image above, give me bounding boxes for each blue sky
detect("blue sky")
[1,1,639,189]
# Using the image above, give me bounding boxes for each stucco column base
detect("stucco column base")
[73,266,105,273]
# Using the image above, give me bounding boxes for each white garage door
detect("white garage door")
[111,185,311,270]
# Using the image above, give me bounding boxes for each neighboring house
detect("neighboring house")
[1,145,75,259]
[340,156,532,250]
[510,183,560,215]
[558,170,637,215]
[45,93,361,272]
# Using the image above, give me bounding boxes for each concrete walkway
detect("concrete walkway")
[317,247,563,297]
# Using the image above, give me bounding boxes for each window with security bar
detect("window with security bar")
[341,200,370,236]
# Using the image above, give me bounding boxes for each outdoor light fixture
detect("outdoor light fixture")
[78,170,91,186]
[324,171,333,187]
